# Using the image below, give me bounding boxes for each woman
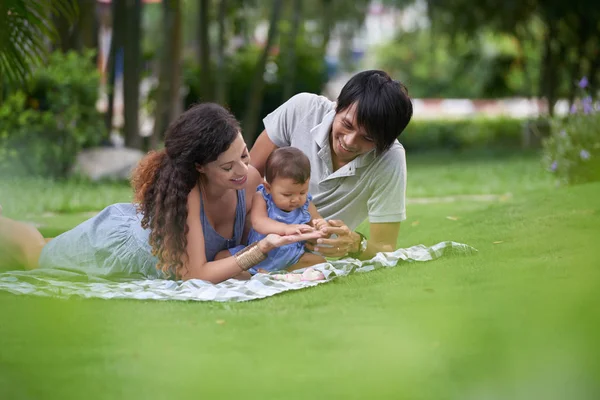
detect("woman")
[0,103,323,283]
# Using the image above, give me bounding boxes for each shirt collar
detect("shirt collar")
[311,109,335,148]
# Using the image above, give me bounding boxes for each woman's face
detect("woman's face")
[198,134,250,190]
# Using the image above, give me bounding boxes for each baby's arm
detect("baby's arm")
[308,202,327,231]
[250,192,312,236]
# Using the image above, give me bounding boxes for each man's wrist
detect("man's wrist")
[350,232,361,253]
[348,232,367,257]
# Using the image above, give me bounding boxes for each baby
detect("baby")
[234,147,327,274]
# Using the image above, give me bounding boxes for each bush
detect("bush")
[0,50,106,178]
[543,78,600,185]
[399,117,526,151]
[184,42,327,143]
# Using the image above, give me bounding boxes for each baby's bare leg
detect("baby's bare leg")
[287,252,326,272]
[0,216,46,270]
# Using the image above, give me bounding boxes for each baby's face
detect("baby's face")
[266,177,309,212]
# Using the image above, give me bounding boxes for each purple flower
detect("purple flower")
[580,150,591,160]
[582,96,593,114]
[550,161,558,171]
[570,104,578,114]
[578,76,589,89]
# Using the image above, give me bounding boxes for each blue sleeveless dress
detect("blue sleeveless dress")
[230,184,311,274]
[38,190,246,279]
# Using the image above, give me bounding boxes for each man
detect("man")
[250,70,413,260]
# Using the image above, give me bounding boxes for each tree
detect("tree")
[241,0,283,144]
[282,0,302,102]
[151,0,183,149]
[104,0,124,133]
[424,0,600,114]
[0,0,79,93]
[54,0,98,60]
[123,0,143,148]
[215,0,228,105]
[197,0,213,101]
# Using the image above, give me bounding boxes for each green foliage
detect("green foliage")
[543,80,600,185]
[376,29,542,99]
[0,0,79,86]
[0,50,106,178]
[184,42,326,143]
[400,117,525,151]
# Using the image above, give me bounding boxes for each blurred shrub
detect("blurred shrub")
[376,28,544,99]
[543,78,600,185]
[400,117,525,151]
[184,41,327,142]
[0,50,105,178]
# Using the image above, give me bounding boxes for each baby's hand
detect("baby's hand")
[283,224,314,236]
[312,219,328,232]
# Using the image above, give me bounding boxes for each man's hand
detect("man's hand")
[304,219,359,258]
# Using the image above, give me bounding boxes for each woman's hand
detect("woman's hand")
[258,230,326,253]
[304,219,359,258]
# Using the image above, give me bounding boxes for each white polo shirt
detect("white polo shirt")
[262,92,407,230]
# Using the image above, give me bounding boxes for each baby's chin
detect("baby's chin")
[275,204,298,213]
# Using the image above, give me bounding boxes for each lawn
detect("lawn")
[1,150,599,399]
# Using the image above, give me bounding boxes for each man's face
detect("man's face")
[330,102,376,165]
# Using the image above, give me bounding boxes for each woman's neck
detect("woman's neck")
[198,178,232,202]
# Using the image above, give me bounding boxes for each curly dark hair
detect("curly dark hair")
[131,103,240,277]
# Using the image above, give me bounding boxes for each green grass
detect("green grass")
[407,149,553,197]
[1,151,599,399]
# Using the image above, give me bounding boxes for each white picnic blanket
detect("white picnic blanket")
[0,241,476,302]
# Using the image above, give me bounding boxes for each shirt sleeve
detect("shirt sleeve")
[367,147,407,223]
[262,93,317,148]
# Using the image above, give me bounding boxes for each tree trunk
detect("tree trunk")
[320,0,334,58]
[105,0,124,134]
[151,0,183,149]
[540,20,558,116]
[79,0,97,49]
[568,20,588,108]
[215,0,227,105]
[282,0,302,102]
[123,0,143,149]
[197,0,213,101]
[588,39,600,94]
[242,0,283,145]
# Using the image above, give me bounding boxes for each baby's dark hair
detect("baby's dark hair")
[264,147,311,184]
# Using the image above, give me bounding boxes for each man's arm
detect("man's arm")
[351,222,400,260]
[308,220,400,260]
[249,130,279,177]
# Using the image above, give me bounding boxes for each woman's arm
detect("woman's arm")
[182,186,323,283]
[181,186,251,283]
